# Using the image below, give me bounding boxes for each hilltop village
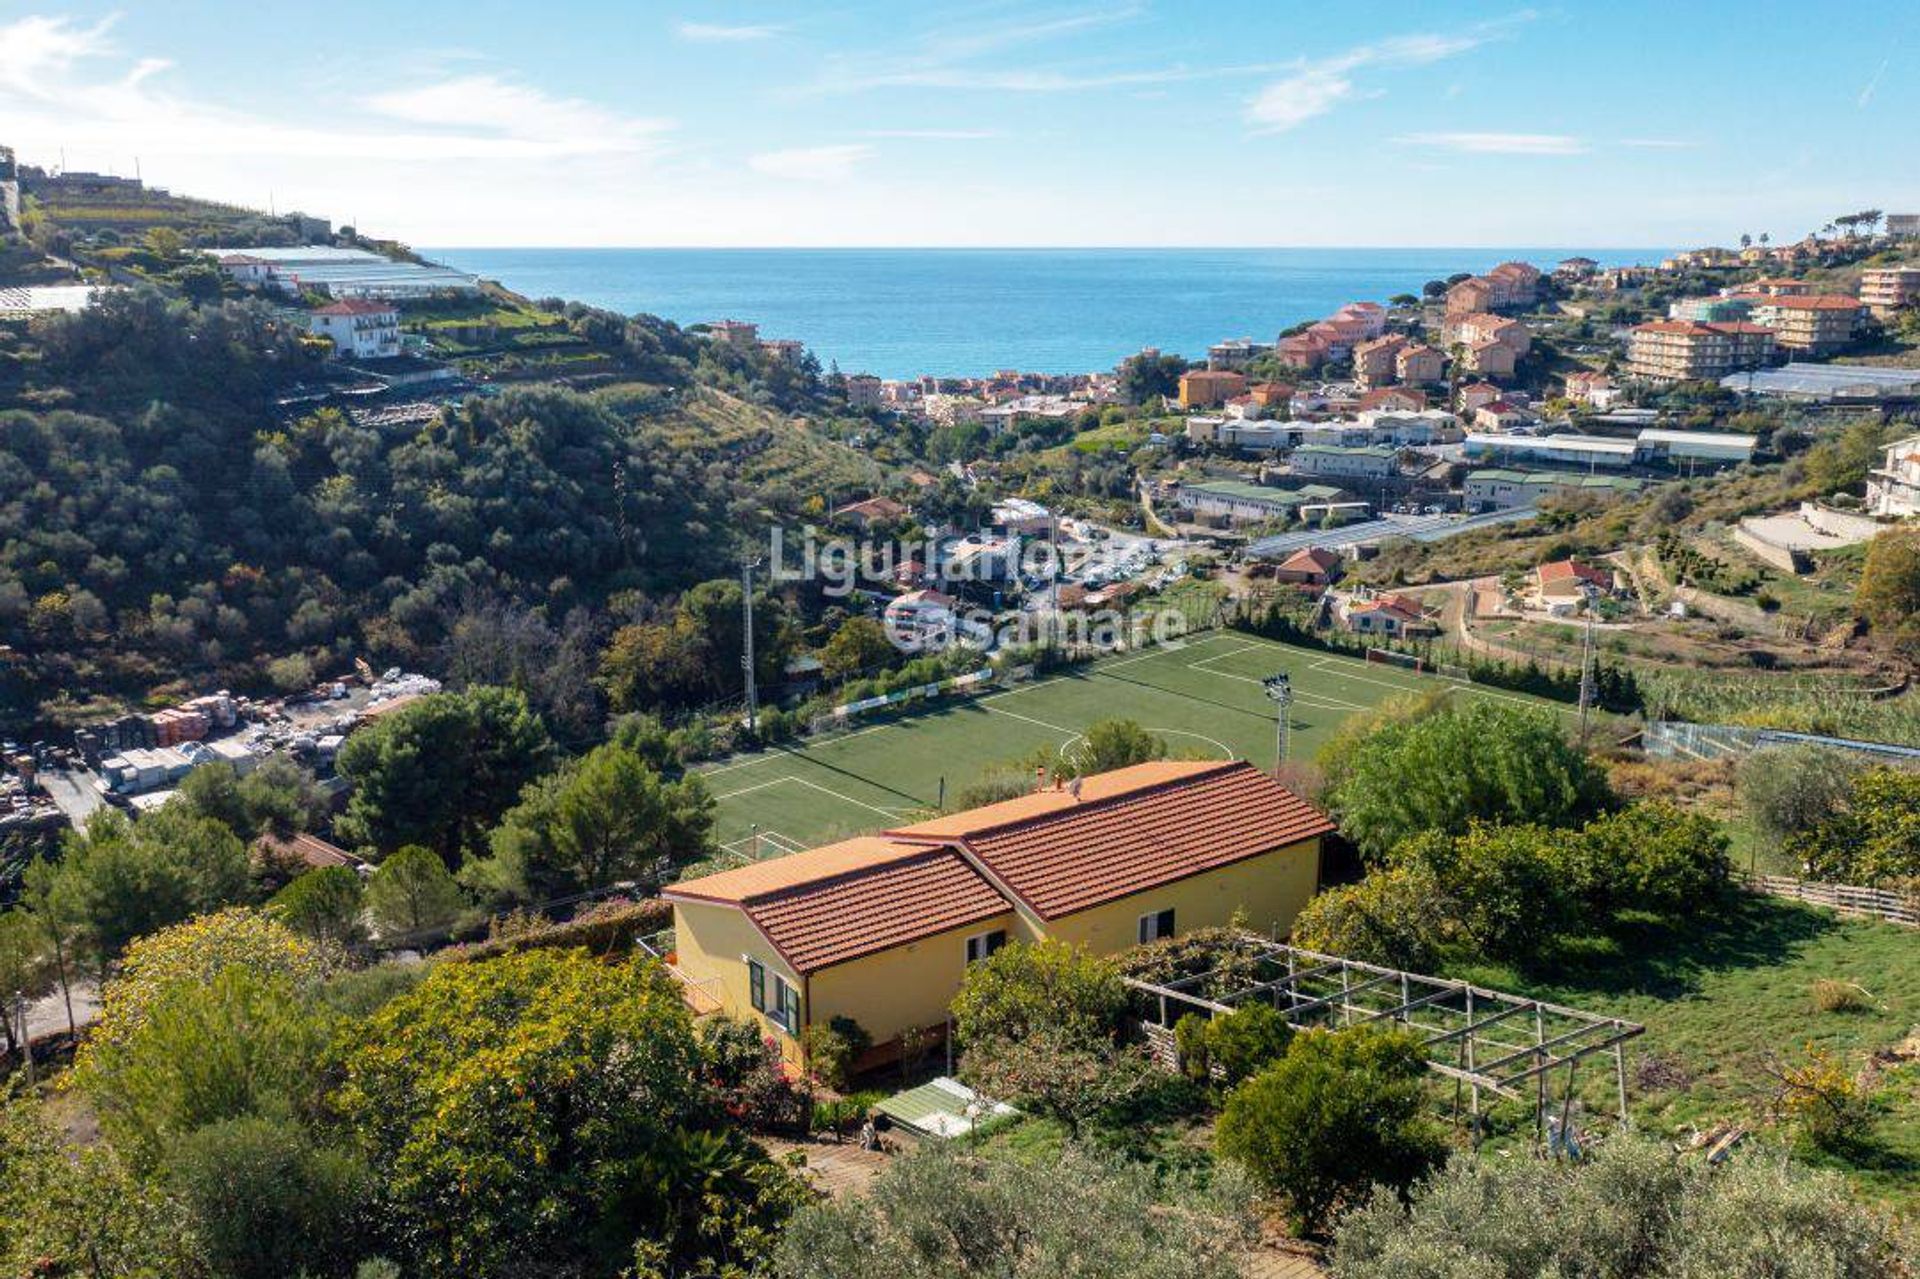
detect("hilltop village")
[0,146,1915,1279]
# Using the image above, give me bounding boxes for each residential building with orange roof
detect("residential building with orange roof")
[664,760,1334,1065]
[1486,261,1542,308]
[1446,276,1494,316]
[1744,294,1862,355]
[1273,545,1343,586]
[1627,319,1775,382]
[1395,343,1445,385]
[1447,312,1531,356]
[1351,334,1409,389]
[1178,368,1250,408]
[1276,332,1330,368]
[1357,385,1427,413]
[1457,381,1503,413]
[1461,338,1517,379]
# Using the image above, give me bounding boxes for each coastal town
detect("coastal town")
[1,103,1918,1279]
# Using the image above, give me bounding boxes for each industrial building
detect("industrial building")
[1722,362,1920,401]
[1288,444,1399,480]
[1463,433,1637,470]
[1634,429,1758,467]
[1463,469,1643,511]
[210,245,480,298]
[1174,479,1346,524]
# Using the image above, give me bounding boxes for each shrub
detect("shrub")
[802,1016,872,1090]
[1769,1045,1877,1156]
[1326,702,1613,862]
[773,1141,1256,1279]
[951,939,1125,1049]
[1332,1132,1910,1279]
[1217,1026,1444,1237]
[167,1115,373,1279]
[1737,745,1863,850]
[1810,979,1870,1014]
[1178,1004,1294,1090]
[1292,863,1454,971]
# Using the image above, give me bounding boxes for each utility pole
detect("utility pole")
[741,557,759,737]
[1263,673,1293,775]
[1577,584,1598,746]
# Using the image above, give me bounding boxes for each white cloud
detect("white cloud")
[1245,19,1528,133]
[1246,67,1358,132]
[365,75,672,155]
[748,143,872,181]
[1619,137,1699,150]
[1400,131,1586,155]
[676,21,781,43]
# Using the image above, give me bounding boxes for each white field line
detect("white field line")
[1100,631,1237,671]
[1177,653,1368,712]
[1299,647,1583,719]
[714,772,914,820]
[979,702,1083,738]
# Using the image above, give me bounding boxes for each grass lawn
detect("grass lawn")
[698,631,1579,855]
[1449,896,1920,1211]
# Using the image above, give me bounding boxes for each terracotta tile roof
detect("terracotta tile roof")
[253,831,363,871]
[1758,294,1861,311]
[746,847,1011,973]
[666,836,1012,973]
[894,761,1334,921]
[1280,546,1341,573]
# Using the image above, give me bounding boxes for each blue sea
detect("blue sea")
[424,247,1666,381]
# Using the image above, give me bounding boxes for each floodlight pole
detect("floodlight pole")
[1263,673,1294,775]
[742,557,760,737]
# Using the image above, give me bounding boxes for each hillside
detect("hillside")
[0,189,903,736]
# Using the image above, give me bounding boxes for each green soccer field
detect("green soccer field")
[698,631,1581,860]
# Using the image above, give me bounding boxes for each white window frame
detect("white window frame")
[965,928,1008,965]
[1138,908,1176,944]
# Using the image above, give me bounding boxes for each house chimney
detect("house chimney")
[1068,777,1083,801]
[1034,765,1047,794]
[1054,773,1064,791]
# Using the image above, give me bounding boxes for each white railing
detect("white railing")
[1740,874,1918,928]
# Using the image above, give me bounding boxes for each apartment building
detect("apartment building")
[1626,320,1775,382]
[1745,295,1862,356]
[1395,343,1444,385]
[1461,338,1517,379]
[1448,312,1532,356]
[1178,369,1250,408]
[1859,268,1920,317]
[1865,433,1920,518]
[308,299,400,360]
[1351,335,1408,389]
[1276,333,1329,368]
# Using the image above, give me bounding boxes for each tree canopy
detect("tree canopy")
[1325,701,1614,861]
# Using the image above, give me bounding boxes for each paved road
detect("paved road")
[38,768,104,828]
[1246,507,1540,559]
[20,978,100,1042]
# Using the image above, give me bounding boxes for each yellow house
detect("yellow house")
[664,760,1334,1065]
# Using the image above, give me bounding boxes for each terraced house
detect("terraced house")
[664,761,1335,1066]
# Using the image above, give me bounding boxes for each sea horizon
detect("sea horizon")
[426,245,1670,380]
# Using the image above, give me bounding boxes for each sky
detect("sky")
[3,1,1917,248]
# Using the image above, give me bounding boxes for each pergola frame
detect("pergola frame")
[1126,937,1642,1145]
